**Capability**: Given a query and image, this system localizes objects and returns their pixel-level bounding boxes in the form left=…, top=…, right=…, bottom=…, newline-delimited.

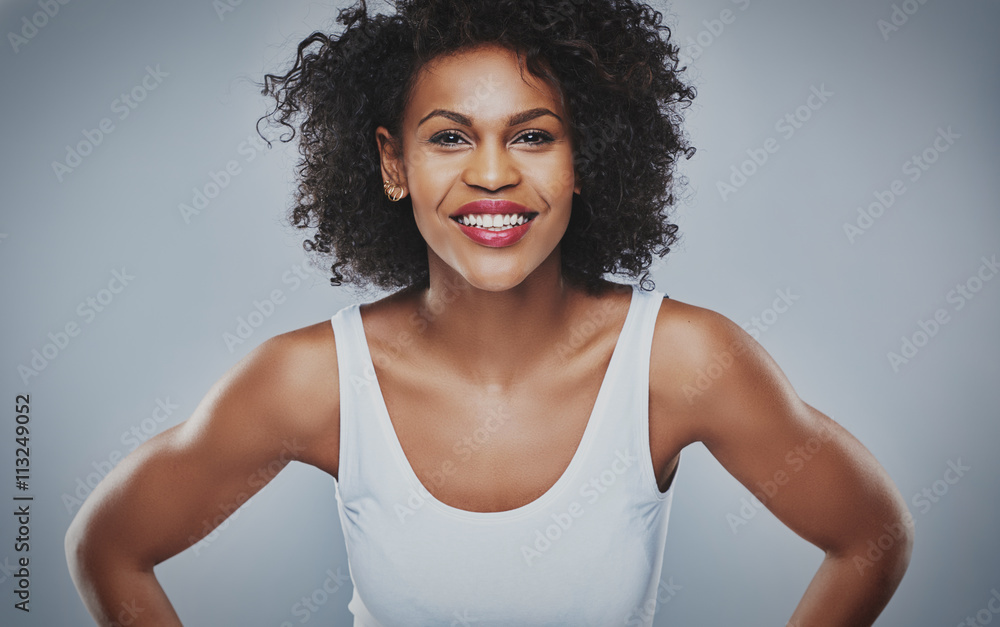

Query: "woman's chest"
left=370, top=356, right=681, bottom=513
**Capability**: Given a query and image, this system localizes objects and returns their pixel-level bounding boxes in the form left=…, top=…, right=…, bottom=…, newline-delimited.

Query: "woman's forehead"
left=406, top=45, right=565, bottom=124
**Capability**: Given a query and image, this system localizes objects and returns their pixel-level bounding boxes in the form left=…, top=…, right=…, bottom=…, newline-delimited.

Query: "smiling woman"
left=256, top=0, right=695, bottom=295
left=64, top=0, right=912, bottom=626
left=378, top=43, right=585, bottom=291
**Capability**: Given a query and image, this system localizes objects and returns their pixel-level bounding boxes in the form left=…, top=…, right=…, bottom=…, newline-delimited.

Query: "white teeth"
left=457, top=213, right=532, bottom=230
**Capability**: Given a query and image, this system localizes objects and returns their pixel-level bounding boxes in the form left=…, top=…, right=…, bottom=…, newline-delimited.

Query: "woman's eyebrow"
left=417, top=107, right=563, bottom=128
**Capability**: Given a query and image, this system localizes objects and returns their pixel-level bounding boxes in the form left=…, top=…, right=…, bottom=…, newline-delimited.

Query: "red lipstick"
left=450, top=200, right=538, bottom=248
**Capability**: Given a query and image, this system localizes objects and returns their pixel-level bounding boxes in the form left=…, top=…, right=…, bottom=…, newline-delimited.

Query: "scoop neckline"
left=352, top=283, right=640, bottom=522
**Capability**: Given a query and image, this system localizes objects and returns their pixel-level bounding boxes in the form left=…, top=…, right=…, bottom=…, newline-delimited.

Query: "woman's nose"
left=462, top=139, right=521, bottom=192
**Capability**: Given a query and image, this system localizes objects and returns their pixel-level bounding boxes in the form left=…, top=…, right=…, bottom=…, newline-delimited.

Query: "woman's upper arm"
left=65, top=321, right=341, bottom=572
left=652, top=300, right=913, bottom=564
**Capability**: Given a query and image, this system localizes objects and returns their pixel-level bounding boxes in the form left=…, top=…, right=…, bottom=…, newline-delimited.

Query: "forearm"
left=69, top=560, right=184, bottom=627
left=787, top=548, right=909, bottom=627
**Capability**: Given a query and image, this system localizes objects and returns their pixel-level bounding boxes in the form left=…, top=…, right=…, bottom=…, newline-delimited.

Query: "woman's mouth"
left=450, top=212, right=538, bottom=231
left=450, top=212, right=539, bottom=247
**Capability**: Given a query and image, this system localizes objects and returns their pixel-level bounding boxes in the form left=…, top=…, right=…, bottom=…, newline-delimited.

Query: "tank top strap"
left=633, top=286, right=668, bottom=409
left=583, top=285, right=670, bottom=502
left=329, top=302, right=390, bottom=504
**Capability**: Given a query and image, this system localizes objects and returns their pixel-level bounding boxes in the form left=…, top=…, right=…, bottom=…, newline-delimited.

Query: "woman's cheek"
left=536, top=169, right=577, bottom=203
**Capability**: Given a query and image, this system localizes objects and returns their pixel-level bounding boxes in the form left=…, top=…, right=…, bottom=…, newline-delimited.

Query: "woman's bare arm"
left=652, top=300, right=913, bottom=626
left=64, top=323, right=340, bottom=626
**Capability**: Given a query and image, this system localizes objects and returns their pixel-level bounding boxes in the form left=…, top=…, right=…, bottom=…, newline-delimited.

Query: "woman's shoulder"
left=649, top=292, right=798, bottom=439
left=651, top=293, right=766, bottom=382
left=263, top=318, right=341, bottom=410
left=651, top=293, right=746, bottom=352
left=228, top=320, right=342, bottom=471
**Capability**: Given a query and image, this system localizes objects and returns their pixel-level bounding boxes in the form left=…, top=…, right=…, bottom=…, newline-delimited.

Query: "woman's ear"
left=375, top=126, right=408, bottom=194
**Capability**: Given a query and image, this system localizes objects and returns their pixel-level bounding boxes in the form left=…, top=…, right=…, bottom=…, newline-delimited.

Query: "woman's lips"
left=451, top=213, right=537, bottom=248
left=449, top=199, right=539, bottom=248
left=451, top=199, right=531, bottom=218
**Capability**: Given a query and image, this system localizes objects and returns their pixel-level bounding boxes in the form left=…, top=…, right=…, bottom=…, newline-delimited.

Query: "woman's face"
left=377, top=43, right=580, bottom=292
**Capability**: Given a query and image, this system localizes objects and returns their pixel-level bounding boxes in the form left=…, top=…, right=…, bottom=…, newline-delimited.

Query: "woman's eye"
left=430, top=131, right=467, bottom=145
left=516, top=131, right=555, bottom=145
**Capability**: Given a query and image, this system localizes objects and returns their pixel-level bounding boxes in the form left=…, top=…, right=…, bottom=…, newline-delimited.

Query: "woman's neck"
left=410, top=249, right=583, bottom=386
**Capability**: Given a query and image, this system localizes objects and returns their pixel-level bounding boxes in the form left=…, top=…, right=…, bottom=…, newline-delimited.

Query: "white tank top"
left=329, top=283, right=677, bottom=626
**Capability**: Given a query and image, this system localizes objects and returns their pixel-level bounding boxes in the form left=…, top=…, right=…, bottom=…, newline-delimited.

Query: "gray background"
left=1, top=0, right=998, bottom=625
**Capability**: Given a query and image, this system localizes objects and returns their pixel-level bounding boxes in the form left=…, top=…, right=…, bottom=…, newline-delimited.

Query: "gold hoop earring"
left=383, top=180, right=405, bottom=202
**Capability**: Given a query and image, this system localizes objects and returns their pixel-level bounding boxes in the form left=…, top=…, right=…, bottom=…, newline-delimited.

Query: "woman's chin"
left=456, top=272, right=529, bottom=294
left=439, top=260, right=535, bottom=293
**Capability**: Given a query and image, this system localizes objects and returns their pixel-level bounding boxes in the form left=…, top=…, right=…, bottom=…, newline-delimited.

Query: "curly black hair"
left=256, top=0, right=695, bottom=295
